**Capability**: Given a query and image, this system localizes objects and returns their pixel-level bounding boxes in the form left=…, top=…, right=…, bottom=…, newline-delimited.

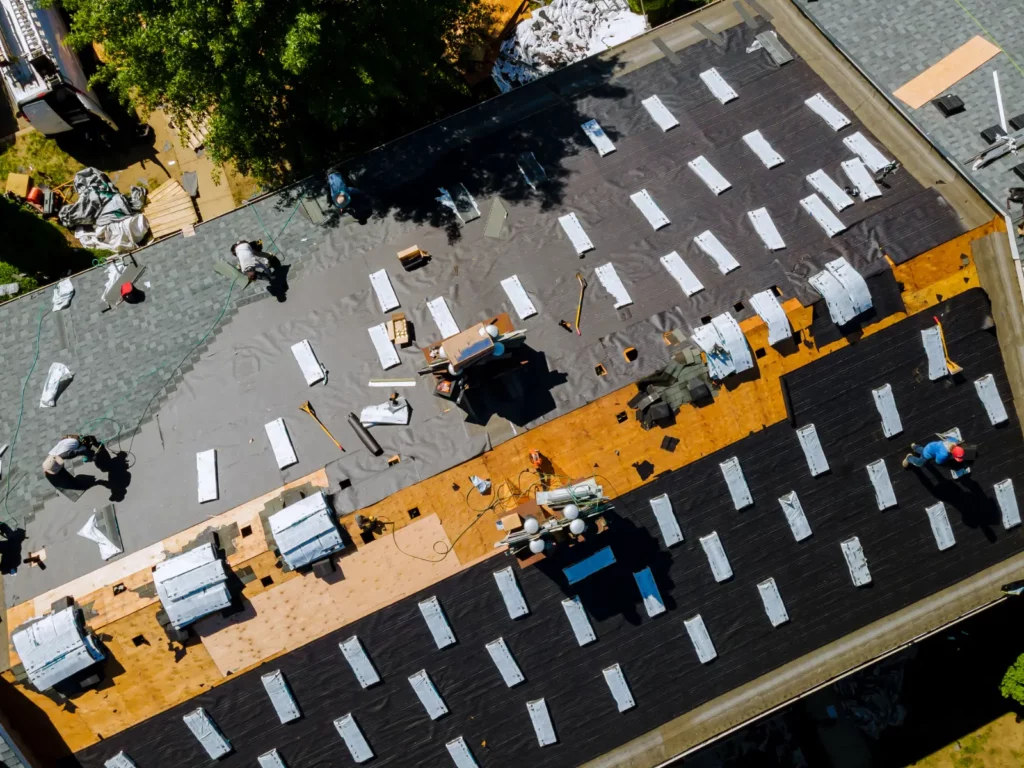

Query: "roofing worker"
left=903, top=438, right=965, bottom=469
left=327, top=170, right=363, bottom=215
left=42, top=434, right=99, bottom=478
left=230, top=240, right=277, bottom=283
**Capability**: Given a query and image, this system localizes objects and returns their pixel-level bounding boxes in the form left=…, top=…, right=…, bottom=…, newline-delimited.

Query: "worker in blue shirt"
left=327, top=171, right=363, bottom=215
left=903, top=439, right=965, bottom=468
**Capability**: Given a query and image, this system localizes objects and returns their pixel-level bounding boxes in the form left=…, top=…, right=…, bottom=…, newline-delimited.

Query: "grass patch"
left=0, top=197, right=96, bottom=302
left=0, top=132, right=84, bottom=191
left=0, top=132, right=102, bottom=301
left=224, top=163, right=263, bottom=207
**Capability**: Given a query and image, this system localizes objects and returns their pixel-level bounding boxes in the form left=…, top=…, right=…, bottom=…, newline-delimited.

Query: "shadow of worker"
left=0, top=524, right=27, bottom=574
left=94, top=449, right=132, bottom=503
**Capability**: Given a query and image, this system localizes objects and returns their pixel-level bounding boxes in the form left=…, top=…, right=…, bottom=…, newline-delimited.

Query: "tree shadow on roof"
left=267, top=54, right=630, bottom=243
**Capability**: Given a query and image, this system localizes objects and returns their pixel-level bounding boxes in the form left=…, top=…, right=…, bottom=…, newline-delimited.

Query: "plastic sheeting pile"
left=58, top=168, right=151, bottom=254
left=492, top=0, right=647, bottom=91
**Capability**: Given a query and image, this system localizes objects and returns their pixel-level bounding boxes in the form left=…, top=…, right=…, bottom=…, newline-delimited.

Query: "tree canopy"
left=64, top=0, right=495, bottom=184
left=1001, top=652, right=1024, bottom=707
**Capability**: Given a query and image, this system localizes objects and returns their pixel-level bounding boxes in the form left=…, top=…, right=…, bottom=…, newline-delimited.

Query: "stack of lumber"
left=144, top=180, right=199, bottom=239
left=178, top=114, right=211, bottom=151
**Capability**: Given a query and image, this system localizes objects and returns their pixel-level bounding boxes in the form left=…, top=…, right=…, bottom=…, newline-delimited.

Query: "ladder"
left=9, top=0, right=45, bottom=58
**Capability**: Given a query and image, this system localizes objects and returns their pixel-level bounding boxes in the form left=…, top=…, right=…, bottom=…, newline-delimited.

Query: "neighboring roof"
left=74, top=288, right=1024, bottom=767
left=0, top=721, right=30, bottom=768
left=152, top=543, right=231, bottom=629
left=269, top=491, right=344, bottom=570
left=0, top=15, right=966, bottom=608
left=794, top=0, right=1024, bottom=213
left=10, top=606, right=103, bottom=691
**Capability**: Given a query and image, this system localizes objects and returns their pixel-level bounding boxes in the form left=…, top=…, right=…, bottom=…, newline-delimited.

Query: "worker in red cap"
left=903, top=438, right=965, bottom=469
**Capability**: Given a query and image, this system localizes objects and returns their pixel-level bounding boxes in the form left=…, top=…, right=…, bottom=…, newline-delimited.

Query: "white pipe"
left=994, top=71, right=1009, bottom=133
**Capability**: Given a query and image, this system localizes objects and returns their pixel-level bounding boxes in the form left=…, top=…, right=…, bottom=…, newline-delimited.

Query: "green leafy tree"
left=1000, top=652, right=1024, bottom=707
left=63, top=0, right=496, bottom=184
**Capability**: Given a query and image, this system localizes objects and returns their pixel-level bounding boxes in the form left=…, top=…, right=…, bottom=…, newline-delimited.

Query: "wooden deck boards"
left=143, top=179, right=198, bottom=239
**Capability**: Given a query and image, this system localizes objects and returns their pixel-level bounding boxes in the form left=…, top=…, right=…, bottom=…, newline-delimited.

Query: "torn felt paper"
left=52, top=279, right=75, bottom=311
left=78, top=513, right=123, bottom=560
left=40, top=363, right=73, bottom=408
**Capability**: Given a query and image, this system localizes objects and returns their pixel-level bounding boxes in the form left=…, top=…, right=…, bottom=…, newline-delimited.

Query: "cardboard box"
left=5, top=173, right=30, bottom=198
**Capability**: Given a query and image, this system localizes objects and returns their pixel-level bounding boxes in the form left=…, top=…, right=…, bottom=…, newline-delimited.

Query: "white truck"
left=0, top=0, right=115, bottom=135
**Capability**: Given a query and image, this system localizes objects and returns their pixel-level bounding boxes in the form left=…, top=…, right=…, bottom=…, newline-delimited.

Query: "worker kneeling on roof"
left=42, top=434, right=100, bottom=477
left=903, top=438, right=965, bottom=469
left=231, top=240, right=279, bottom=283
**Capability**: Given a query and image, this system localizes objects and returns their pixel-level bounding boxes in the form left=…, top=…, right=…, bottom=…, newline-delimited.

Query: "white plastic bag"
left=75, top=214, right=150, bottom=254
left=78, top=513, right=123, bottom=560
left=40, top=362, right=73, bottom=408
left=52, top=278, right=74, bottom=311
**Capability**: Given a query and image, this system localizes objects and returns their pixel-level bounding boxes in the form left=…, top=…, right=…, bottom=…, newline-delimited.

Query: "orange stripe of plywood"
left=893, top=36, right=1001, bottom=109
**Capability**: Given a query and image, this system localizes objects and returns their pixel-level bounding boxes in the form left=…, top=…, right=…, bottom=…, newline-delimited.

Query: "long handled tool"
left=932, top=316, right=963, bottom=375
left=300, top=400, right=344, bottom=451
left=574, top=272, right=587, bottom=336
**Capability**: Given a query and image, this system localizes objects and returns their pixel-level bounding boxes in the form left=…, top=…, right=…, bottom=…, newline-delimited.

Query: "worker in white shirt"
left=230, top=240, right=278, bottom=282
left=42, top=434, right=99, bottom=477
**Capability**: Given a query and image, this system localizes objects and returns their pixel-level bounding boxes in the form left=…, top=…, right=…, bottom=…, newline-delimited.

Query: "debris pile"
left=58, top=168, right=150, bottom=253
left=492, top=0, right=647, bottom=91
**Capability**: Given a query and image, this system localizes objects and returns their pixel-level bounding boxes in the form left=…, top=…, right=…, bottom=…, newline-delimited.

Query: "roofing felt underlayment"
left=76, top=288, right=1024, bottom=767
left=0, top=20, right=966, bottom=605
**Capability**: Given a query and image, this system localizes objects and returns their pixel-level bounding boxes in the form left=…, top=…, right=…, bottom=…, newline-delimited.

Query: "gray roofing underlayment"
left=794, top=0, right=1024, bottom=212
left=0, top=20, right=964, bottom=607
left=75, top=289, right=1024, bottom=767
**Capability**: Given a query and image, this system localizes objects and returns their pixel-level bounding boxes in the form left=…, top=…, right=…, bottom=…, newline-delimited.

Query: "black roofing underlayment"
left=75, top=289, right=1024, bottom=767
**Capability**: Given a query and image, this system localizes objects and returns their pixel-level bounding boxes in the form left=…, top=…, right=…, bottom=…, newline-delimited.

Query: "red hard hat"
left=952, top=445, right=965, bottom=462
left=120, top=282, right=134, bottom=298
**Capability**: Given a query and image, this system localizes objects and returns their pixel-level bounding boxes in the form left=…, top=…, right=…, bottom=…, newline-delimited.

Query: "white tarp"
left=52, top=279, right=75, bottom=311
left=78, top=513, right=123, bottom=560
left=102, top=261, right=126, bottom=301
left=40, top=362, right=73, bottom=408
left=491, top=0, right=646, bottom=91
left=75, top=214, right=149, bottom=254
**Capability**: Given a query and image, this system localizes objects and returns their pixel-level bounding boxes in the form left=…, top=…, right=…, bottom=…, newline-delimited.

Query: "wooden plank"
left=147, top=196, right=196, bottom=215
left=152, top=218, right=198, bottom=238
left=144, top=183, right=193, bottom=212
left=146, top=180, right=180, bottom=203
left=893, top=36, right=1001, bottom=109
left=146, top=197, right=196, bottom=217
left=151, top=212, right=196, bottom=229
left=147, top=207, right=198, bottom=227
